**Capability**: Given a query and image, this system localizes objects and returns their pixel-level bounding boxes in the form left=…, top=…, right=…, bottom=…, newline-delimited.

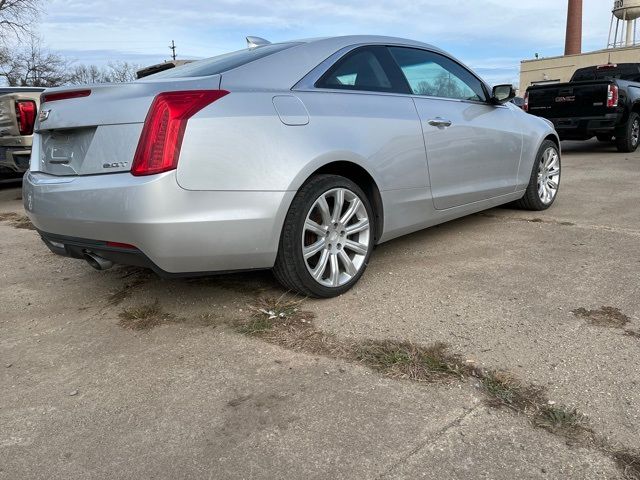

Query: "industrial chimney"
left=565, top=0, right=583, bottom=55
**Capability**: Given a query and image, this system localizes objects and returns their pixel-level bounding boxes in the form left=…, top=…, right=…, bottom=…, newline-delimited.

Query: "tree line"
left=0, top=0, right=140, bottom=87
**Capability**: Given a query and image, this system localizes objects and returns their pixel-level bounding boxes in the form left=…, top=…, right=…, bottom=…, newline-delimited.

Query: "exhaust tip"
left=83, top=252, right=114, bottom=271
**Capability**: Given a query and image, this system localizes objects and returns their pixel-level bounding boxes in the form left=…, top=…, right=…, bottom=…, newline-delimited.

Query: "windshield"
left=148, top=43, right=302, bottom=79
left=572, top=64, right=640, bottom=82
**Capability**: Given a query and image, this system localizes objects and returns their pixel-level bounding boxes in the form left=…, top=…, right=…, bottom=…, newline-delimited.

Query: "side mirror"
left=491, top=84, right=516, bottom=105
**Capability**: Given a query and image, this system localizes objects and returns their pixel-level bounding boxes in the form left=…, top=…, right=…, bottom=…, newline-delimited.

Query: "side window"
left=316, top=46, right=405, bottom=93
left=388, top=47, right=487, bottom=102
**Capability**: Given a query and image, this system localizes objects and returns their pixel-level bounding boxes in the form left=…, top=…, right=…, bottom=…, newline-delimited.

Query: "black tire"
left=512, top=140, right=561, bottom=211
left=615, top=112, right=640, bottom=152
left=596, top=134, right=613, bottom=143
left=273, top=174, right=375, bottom=298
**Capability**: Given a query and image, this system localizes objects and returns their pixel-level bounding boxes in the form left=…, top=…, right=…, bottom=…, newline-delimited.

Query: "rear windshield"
left=571, top=64, right=640, bottom=82
left=148, top=43, right=301, bottom=79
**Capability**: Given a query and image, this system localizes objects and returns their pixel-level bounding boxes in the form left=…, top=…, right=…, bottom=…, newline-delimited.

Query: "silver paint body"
left=23, top=35, right=558, bottom=274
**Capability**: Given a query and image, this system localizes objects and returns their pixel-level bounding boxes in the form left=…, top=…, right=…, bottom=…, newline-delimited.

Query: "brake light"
left=15, top=100, right=37, bottom=135
left=42, top=89, right=91, bottom=103
left=607, top=84, right=619, bottom=108
left=131, top=90, right=229, bottom=176
left=523, top=91, right=529, bottom=112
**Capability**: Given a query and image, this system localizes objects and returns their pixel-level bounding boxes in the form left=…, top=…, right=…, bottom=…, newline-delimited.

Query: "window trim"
left=295, top=43, right=497, bottom=107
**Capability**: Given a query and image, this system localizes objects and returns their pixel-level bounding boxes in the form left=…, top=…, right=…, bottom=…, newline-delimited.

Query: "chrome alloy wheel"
left=302, top=188, right=371, bottom=288
left=537, top=147, right=560, bottom=205
left=632, top=118, right=640, bottom=147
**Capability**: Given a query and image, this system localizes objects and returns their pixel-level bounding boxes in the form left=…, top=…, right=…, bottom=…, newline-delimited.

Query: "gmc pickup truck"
left=525, top=63, right=640, bottom=152
left=0, top=87, right=45, bottom=179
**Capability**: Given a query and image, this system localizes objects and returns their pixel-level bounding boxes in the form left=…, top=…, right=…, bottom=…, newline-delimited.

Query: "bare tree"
left=105, top=61, right=139, bottom=83
left=1, top=36, right=68, bottom=86
left=67, top=63, right=107, bottom=85
left=67, top=60, right=140, bottom=85
left=0, top=0, right=40, bottom=42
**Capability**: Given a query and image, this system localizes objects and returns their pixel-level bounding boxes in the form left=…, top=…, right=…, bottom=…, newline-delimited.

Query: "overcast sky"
left=39, top=0, right=614, bottom=85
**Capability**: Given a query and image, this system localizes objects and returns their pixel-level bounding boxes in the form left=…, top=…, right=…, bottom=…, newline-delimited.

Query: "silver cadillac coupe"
left=24, top=35, right=560, bottom=298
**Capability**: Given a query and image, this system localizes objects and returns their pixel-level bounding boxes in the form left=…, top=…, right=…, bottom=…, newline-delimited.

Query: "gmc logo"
left=555, top=96, right=576, bottom=103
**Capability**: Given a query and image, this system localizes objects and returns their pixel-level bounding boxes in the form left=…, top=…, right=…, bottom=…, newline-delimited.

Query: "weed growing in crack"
left=480, top=370, right=546, bottom=413
left=356, top=341, right=470, bottom=383
left=533, top=405, right=592, bottom=440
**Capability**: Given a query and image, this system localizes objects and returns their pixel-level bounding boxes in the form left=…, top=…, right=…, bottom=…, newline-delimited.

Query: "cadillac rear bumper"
left=23, top=170, right=294, bottom=274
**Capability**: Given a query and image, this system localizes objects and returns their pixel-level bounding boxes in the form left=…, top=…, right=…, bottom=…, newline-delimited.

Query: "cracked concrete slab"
left=1, top=139, right=638, bottom=478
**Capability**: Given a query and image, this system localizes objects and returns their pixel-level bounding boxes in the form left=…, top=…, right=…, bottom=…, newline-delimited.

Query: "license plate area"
left=41, top=128, right=96, bottom=175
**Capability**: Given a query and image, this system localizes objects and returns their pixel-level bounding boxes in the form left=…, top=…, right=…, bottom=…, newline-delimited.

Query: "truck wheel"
left=616, top=112, right=640, bottom=152
left=596, top=134, right=613, bottom=143
left=512, top=140, right=561, bottom=211
left=273, top=174, right=375, bottom=298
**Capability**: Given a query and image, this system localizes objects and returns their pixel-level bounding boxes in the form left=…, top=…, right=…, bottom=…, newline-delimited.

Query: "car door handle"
left=428, top=118, right=452, bottom=128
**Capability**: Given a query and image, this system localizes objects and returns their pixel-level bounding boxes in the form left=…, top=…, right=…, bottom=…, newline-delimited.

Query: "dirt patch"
left=107, top=267, right=154, bottom=306
left=0, top=212, right=35, bottom=230
left=118, top=302, right=178, bottom=330
left=572, top=306, right=631, bottom=329
left=479, top=213, right=576, bottom=227
left=624, top=330, right=640, bottom=340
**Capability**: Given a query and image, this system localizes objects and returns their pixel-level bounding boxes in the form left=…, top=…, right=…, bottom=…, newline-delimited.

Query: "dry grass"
left=534, top=405, right=592, bottom=440
left=356, top=341, right=471, bottom=383
left=0, top=212, right=35, bottom=230
left=572, top=306, right=630, bottom=329
left=480, top=370, right=546, bottom=413
left=118, top=301, right=177, bottom=330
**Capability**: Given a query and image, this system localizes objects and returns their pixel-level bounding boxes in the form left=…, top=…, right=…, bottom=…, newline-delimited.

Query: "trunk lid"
left=527, top=80, right=613, bottom=119
left=33, top=75, right=221, bottom=176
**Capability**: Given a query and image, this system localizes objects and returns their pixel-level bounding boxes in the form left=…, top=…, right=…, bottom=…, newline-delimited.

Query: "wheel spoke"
left=331, top=189, right=345, bottom=223
left=329, top=253, right=340, bottom=286
left=345, top=240, right=367, bottom=255
left=303, top=238, right=326, bottom=259
left=547, top=180, right=558, bottom=190
left=338, top=249, right=357, bottom=276
left=305, top=219, right=326, bottom=237
left=311, top=250, right=330, bottom=280
left=346, top=218, right=369, bottom=236
left=317, top=196, right=331, bottom=225
left=340, top=198, right=361, bottom=225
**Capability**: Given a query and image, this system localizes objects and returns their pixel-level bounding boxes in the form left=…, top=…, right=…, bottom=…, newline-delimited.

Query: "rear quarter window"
left=148, top=43, right=301, bottom=79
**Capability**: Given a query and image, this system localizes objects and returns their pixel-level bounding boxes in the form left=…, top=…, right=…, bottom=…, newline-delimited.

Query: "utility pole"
left=169, top=40, right=177, bottom=61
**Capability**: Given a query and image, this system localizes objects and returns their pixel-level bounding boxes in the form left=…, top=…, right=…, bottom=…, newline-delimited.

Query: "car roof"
left=220, top=35, right=472, bottom=91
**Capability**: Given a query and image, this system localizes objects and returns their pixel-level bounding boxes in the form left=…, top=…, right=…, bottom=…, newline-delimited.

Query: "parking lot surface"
left=1, top=140, right=638, bottom=479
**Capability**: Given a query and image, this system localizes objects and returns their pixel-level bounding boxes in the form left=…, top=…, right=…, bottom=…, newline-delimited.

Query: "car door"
left=388, top=47, right=523, bottom=210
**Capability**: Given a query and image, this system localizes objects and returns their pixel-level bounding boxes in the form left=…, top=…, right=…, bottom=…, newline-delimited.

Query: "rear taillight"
left=131, top=90, right=229, bottom=176
left=607, top=84, right=619, bottom=108
left=15, top=100, right=37, bottom=135
left=42, top=89, right=91, bottom=103
left=523, top=91, right=529, bottom=112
